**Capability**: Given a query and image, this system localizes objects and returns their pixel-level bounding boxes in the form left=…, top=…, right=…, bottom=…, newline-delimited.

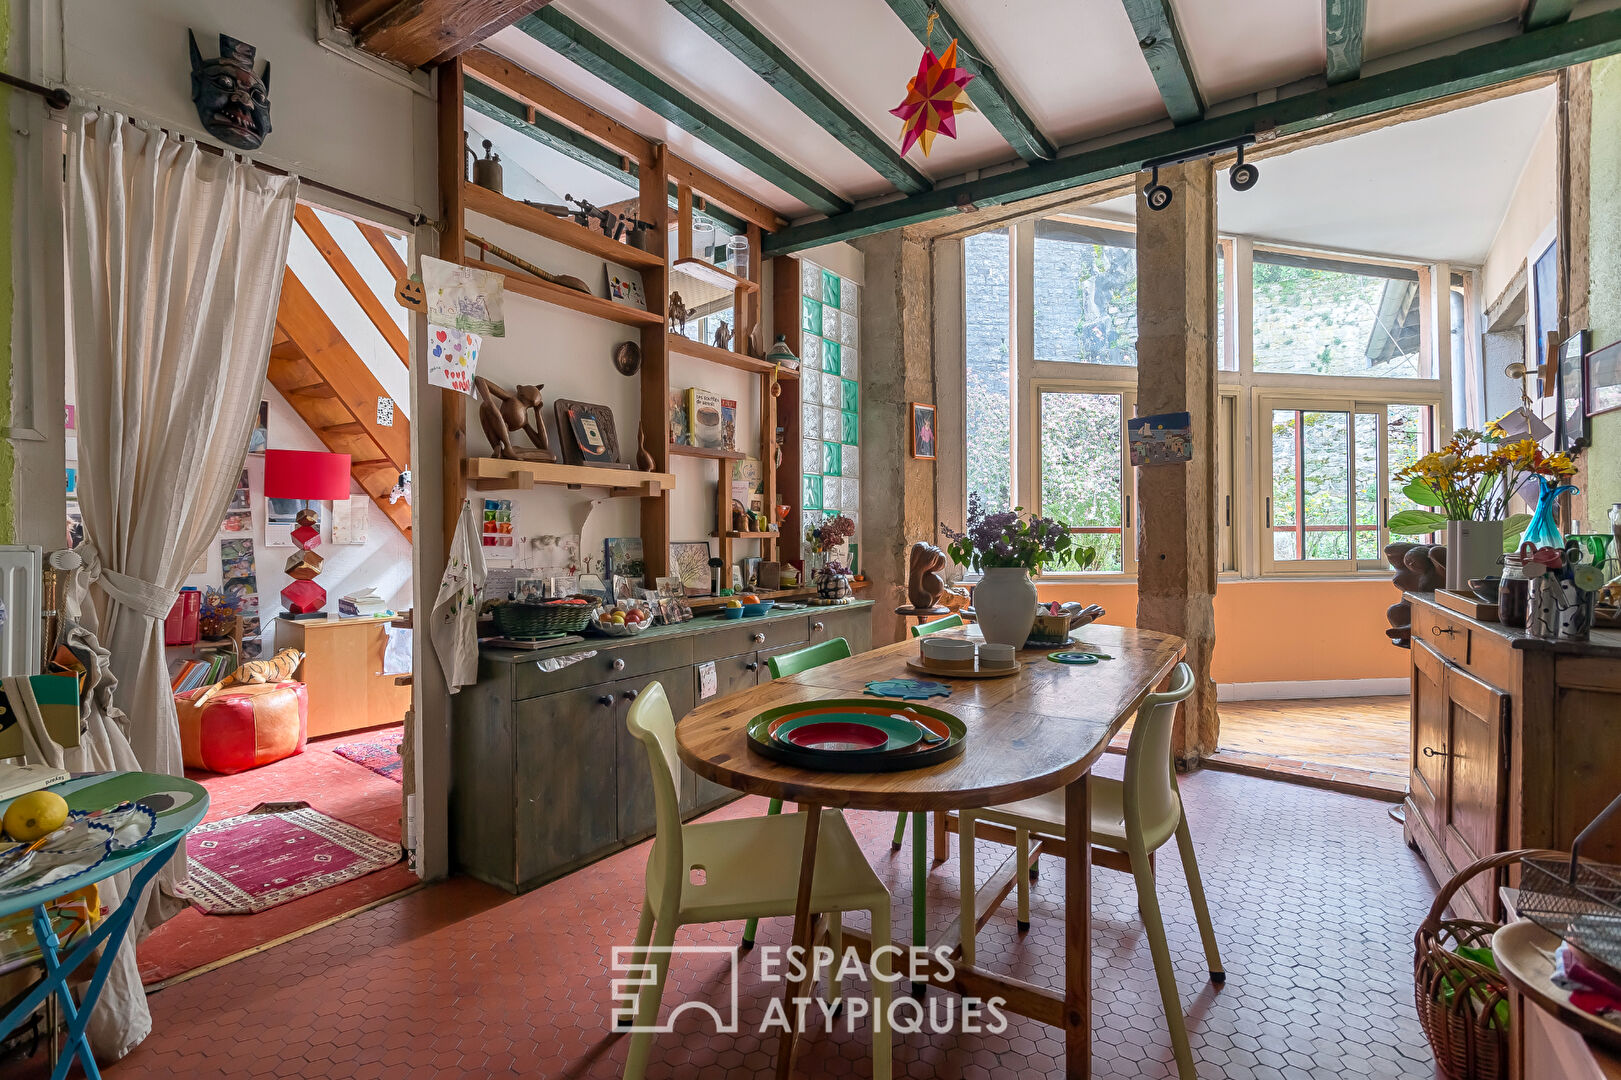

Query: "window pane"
left=964, top=229, right=1012, bottom=509
left=1388, top=403, right=1436, bottom=533
left=1270, top=409, right=1352, bottom=561
left=1270, top=410, right=1298, bottom=559
left=1252, top=253, right=1424, bottom=377
left=1355, top=412, right=1379, bottom=561
left=1033, top=220, right=1137, bottom=366
left=1216, top=246, right=1229, bottom=371
left=1040, top=392, right=1124, bottom=572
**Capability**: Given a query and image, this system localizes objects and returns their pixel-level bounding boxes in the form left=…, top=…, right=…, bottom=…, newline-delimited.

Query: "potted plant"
left=814, top=558, right=854, bottom=601
left=805, top=512, right=856, bottom=580
left=941, top=494, right=1075, bottom=648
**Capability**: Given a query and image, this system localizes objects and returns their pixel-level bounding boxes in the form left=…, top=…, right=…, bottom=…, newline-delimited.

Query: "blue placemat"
left=864, top=678, right=951, bottom=700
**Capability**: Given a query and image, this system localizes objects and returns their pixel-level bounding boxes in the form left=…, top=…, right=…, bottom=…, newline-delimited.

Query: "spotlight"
left=1140, top=134, right=1260, bottom=211
left=1142, top=167, right=1173, bottom=211
left=1229, top=145, right=1259, bottom=191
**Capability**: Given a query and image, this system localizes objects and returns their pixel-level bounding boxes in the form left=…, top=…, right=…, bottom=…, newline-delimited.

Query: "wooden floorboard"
left=1208, top=695, right=1408, bottom=798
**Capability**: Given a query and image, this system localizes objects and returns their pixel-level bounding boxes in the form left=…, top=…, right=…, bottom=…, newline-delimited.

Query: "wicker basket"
left=1414, top=847, right=1564, bottom=1080
left=492, top=596, right=601, bottom=638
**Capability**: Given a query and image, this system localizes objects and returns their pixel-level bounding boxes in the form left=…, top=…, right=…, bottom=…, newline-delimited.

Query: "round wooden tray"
left=1494, top=917, right=1621, bottom=1053
left=746, top=698, right=966, bottom=773
left=905, top=656, right=1019, bottom=680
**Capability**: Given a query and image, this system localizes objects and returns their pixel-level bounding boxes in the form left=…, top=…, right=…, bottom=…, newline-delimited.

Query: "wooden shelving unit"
left=463, top=182, right=664, bottom=270
left=460, top=255, right=664, bottom=328
left=467, top=457, right=675, bottom=496
left=667, top=333, right=798, bottom=379
left=671, top=257, right=759, bottom=293
left=669, top=443, right=743, bottom=460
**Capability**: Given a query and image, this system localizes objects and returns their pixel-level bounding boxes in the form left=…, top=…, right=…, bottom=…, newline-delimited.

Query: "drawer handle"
left=745, top=662, right=759, bottom=671
left=1422, top=745, right=1451, bottom=759
left=812, top=621, right=824, bottom=632
left=597, top=695, right=615, bottom=707
left=622, top=689, right=638, bottom=701
left=611, top=657, right=626, bottom=672
left=1431, top=626, right=1457, bottom=638
left=751, top=632, right=766, bottom=644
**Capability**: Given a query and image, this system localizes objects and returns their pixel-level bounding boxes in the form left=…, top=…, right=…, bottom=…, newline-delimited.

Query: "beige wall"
left=1586, top=58, right=1621, bottom=519
left=1482, top=98, right=1557, bottom=308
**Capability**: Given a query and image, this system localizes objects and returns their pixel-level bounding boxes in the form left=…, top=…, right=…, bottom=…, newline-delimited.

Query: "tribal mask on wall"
left=188, top=31, right=271, bottom=150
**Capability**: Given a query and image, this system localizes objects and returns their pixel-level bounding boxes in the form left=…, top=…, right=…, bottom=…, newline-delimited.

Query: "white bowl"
left=977, top=643, right=1016, bottom=668
left=921, top=638, right=974, bottom=661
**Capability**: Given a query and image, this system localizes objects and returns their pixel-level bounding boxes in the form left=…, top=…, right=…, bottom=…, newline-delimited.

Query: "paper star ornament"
left=890, top=38, right=976, bottom=157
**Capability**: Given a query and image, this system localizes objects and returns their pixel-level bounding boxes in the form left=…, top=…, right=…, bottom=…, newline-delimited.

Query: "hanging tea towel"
left=431, top=501, right=486, bottom=693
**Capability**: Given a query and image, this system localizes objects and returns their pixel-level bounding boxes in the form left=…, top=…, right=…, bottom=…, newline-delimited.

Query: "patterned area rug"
left=331, top=726, right=404, bottom=783
left=176, top=803, right=402, bottom=915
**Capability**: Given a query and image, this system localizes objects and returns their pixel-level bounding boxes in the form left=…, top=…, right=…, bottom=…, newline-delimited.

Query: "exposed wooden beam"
left=514, top=7, right=851, bottom=215
left=667, top=0, right=930, bottom=195
left=358, top=223, right=409, bottom=282
left=1120, top=0, right=1206, bottom=122
left=1525, top=0, right=1576, bottom=31
left=336, top=0, right=554, bottom=69
left=765, top=12, right=1621, bottom=255
left=293, top=204, right=409, bottom=367
left=881, top=0, right=1056, bottom=162
left=662, top=155, right=786, bottom=233
left=1325, top=0, right=1368, bottom=85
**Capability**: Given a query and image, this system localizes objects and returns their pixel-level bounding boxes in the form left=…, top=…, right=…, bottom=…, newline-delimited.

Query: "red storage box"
left=164, top=589, right=201, bottom=646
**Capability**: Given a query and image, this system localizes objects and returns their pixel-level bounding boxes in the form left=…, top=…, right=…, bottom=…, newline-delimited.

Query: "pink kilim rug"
left=176, top=803, right=401, bottom=915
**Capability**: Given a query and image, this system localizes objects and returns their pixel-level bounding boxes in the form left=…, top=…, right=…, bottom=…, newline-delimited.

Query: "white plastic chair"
left=957, top=662, right=1222, bottom=1080
left=620, top=681, right=893, bottom=1080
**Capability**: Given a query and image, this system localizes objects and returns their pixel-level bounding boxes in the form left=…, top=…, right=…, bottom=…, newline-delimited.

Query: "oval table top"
left=676, top=623, right=1186, bottom=812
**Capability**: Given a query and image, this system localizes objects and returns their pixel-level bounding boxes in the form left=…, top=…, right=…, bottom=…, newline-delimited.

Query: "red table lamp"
left=263, top=449, right=351, bottom=619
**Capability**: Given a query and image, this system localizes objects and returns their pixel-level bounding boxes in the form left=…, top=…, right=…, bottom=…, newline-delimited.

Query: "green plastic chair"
left=909, top=613, right=965, bottom=638
left=764, top=636, right=851, bottom=678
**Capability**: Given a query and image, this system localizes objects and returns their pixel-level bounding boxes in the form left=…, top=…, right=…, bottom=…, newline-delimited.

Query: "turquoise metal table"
left=0, top=771, right=209, bottom=1080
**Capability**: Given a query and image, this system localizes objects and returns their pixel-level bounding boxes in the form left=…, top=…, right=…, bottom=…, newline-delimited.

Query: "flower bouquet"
left=939, top=494, right=1079, bottom=647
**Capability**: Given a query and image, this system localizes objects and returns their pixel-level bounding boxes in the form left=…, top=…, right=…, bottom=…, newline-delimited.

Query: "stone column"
left=1134, top=161, right=1220, bottom=766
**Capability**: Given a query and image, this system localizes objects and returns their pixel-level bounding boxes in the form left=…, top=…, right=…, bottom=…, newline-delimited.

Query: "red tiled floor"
left=135, top=726, right=418, bottom=985
left=16, top=760, right=1443, bottom=1079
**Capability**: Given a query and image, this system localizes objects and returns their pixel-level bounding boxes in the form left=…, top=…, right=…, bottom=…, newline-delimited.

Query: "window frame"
left=1030, top=379, right=1138, bottom=578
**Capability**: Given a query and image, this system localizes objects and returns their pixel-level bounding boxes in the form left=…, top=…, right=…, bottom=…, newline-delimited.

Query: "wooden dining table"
left=676, top=621, right=1187, bottom=1079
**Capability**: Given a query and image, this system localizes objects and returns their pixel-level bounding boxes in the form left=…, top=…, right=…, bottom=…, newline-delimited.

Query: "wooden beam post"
left=1325, top=0, right=1367, bottom=85
left=1120, top=0, right=1206, bottom=122
left=438, top=58, right=468, bottom=553
left=1133, top=160, right=1219, bottom=765
left=772, top=256, right=805, bottom=572
left=640, top=144, right=673, bottom=584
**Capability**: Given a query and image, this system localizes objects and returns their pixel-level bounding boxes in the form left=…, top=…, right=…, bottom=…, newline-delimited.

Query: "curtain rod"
left=0, top=70, right=71, bottom=110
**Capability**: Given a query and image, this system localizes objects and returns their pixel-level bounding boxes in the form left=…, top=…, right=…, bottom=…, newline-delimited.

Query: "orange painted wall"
left=1034, top=578, right=1408, bottom=685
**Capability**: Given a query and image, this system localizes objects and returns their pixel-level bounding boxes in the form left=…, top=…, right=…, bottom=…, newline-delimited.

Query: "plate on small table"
left=772, top=714, right=921, bottom=753
left=747, top=699, right=966, bottom=773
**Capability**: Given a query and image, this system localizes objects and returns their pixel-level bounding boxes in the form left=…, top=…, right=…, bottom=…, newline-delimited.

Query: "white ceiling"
left=1090, top=85, right=1556, bottom=265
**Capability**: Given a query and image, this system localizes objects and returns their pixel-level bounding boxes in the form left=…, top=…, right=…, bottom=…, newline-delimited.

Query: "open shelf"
left=467, top=457, right=675, bottom=496
left=667, top=333, right=798, bottom=379
left=672, top=257, right=759, bottom=293
left=463, top=183, right=665, bottom=270
left=713, top=531, right=778, bottom=539
left=461, top=256, right=664, bottom=328
left=669, top=443, right=743, bottom=460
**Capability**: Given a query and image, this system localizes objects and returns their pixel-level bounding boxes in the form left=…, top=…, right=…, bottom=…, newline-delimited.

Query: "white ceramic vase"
left=1444, top=520, right=1504, bottom=593
left=974, top=567, right=1038, bottom=648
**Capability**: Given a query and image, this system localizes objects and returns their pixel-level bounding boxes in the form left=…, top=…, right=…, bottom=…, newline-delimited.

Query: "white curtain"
left=60, top=111, right=299, bottom=1058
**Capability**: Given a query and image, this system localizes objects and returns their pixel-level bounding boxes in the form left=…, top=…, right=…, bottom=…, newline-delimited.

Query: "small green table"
left=0, top=771, right=209, bottom=1080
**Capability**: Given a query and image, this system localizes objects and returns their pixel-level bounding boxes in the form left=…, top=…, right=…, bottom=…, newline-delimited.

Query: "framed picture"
left=553, top=398, right=626, bottom=467
left=605, top=267, right=647, bottom=310
left=910, top=402, right=936, bottom=460
left=1588, top=338, right=1621, bottom=418
left=1557, top=329, right=1590, bottom=451
left=669, top=541, right=712, bottom=597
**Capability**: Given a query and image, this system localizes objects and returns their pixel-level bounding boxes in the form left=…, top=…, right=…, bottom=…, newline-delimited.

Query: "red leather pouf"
left=177, top=680, right=309, bottom=775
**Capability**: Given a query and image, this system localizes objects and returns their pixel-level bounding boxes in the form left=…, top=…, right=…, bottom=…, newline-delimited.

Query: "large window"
left=1038, top=390, right=1130, bottom=572
left=1252, top=252, right=1426, bottom=378
left=964, top=229, right=1011, bottom=510
left=1033, top=220, right=1137, bottom=366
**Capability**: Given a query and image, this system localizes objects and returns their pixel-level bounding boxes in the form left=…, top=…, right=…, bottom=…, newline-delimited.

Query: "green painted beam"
left=463, top=77, right=746, bottom=232
left=1325, top=0, right=1367, bottom=85
left=765, top=10, right=1621, bottom=256
left=881, top=0, right=1056, bottom=162
left=515, top=8, right=850, bottom=215
left=667, top=0, right=930, bottom=195
left=1120, top=0, right=1206, bottom=123
left=1524, top=0, right=1576, bottom=31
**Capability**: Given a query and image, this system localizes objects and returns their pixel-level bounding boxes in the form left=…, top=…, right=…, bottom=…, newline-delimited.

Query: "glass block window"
left=799, top=258, right=861, bottom=561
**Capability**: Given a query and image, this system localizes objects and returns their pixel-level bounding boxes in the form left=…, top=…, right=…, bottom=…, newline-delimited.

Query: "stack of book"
left=169, top=651, right=236, bottom=694
left=339, top=588, right=389, bottom=618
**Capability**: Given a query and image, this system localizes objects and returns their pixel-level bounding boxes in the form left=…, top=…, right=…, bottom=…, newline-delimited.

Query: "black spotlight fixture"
left=1141, top=134, right=1260, bottom=211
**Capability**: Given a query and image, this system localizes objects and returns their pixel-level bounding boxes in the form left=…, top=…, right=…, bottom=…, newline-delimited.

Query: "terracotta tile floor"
left=1209, top=697, right=1410, bottom=798
left=136, top=726, right=418, bottom=985
left=37, top=760, right=1439, bottom=1080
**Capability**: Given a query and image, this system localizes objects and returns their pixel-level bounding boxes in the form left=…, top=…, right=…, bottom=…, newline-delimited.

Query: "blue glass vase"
left=1523, top=474, right=1578, bottom=550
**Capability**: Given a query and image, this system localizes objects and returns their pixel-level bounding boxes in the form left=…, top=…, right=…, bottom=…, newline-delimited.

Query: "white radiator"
left=0, top=546, right=43, bottom=678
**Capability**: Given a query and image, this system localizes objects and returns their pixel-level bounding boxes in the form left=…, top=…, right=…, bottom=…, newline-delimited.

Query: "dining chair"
left=621, top=681, right=893, bottom=1080
left=909, top=613, right=964, bottom=638
left=956, top=662, right=1221, bottom=1080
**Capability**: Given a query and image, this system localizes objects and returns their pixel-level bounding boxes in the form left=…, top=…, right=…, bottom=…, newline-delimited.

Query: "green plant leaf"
left=1502, top=513, right=1531, bottom=552
left=1387, top=509, right=1448, bottom=536
left=1401, top=480, right=1444, bottom=507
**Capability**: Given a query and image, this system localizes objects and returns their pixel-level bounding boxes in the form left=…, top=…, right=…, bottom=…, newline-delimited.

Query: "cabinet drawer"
left=513, top=637, right=694, bottom=700
left=1412, top=605, right=1470, bottom=667
left=706, top=620, right=801, bottom=660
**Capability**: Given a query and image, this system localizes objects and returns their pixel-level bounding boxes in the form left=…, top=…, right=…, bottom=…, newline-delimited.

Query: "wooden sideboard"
left=451, top=602, right=874, bottom=893
left=275, top=614, right=411, bottom=738
left=1404, top=593, right=1621, bottom=918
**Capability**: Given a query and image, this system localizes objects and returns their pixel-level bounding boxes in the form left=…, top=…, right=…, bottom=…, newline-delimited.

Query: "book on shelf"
left=668, top=391, right=690, bottom=447
left=720, top=398, right=737, bottom=451
left=686, top=388, right=724, bottom=449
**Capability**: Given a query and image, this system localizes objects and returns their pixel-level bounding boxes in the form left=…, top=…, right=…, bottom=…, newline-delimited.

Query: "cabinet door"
left=684, top=653, right=762, bottom=812
left=806, top=608, right=872, bottom=656
left=1443, top=661, right=1509, bottom=916
left=616, top=670, right=697, bottom=842
left=513, top=685, right=620, bottom=886
left=1410, top=641, right=1449, bottom=841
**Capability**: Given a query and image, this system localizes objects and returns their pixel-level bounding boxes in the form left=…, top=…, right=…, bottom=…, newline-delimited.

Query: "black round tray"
left=746, top=698, right=966, bottom=773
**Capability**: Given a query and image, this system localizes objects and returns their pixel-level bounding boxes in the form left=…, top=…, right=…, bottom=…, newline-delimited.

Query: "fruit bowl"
left=717, top=606, right=746, bottom=620
left=592, top=613, right=653, bottom=637
left=742, top=601, right=775, bottom=617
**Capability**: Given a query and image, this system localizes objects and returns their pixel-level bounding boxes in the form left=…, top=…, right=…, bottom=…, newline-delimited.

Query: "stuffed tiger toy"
left=189, top=647, right=304, bottom=710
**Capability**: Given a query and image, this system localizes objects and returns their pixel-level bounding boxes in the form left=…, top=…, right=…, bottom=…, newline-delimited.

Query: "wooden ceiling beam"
left=464, top=47, right=654, bottom=163
left=1524, top=0, right=1576, bottom=31
left=337, top=0, right=555, bottom=69
left=293, top=204, right=409, bottom=367
left=667, top=0, right=930, bottom=195
left=1120, top=0, right=1206, bottom=122
left=514, top=8, right=851, bottom=215
left=765, top=11, right=1621, bottom=255
left=880, top=0, right=1056, bottom=162
left=358, top=223, right=409, bottom=282
left=1325, top=0, right=1368, bottom=85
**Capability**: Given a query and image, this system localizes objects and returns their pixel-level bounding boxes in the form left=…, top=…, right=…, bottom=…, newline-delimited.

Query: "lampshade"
left=263, top=449, right=351, bottom=500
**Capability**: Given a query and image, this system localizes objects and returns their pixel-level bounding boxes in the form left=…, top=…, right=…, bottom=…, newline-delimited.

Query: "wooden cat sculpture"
left=907, top=541, right=948, bottom=610
left=190, top=647, right=305, bottom=710
left=475, top=377, right=554, bottom=462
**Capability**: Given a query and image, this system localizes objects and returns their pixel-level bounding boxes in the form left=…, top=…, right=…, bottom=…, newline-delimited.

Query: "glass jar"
left=1499, top=553, right=1530, bottom=628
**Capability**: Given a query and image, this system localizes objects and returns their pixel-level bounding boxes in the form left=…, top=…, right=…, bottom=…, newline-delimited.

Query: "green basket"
left=492, top=597, right=601, bottom=638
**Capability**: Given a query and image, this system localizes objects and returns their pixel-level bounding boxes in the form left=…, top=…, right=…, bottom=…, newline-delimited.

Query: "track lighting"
left=1141, top=134, right=1260, bottom=211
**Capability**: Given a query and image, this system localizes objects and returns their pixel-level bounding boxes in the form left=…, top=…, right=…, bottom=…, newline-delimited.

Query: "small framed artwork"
left=910, top=402, right=936, bottom=460
left=553, top=398, right=627, bottom=467
left=1557, top=329, right=1591, bottom=451
left=669, top=541, right=712, bottom=597
left=1588, top=338, right=1621, bottom=418
left=605, top=267, right=647, bottom=310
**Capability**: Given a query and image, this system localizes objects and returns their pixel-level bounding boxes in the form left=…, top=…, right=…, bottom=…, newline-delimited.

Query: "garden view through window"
left=1252, top=252, right=1426, bottom=378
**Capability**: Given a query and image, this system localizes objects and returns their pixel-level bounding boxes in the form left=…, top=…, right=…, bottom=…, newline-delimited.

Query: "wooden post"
left=1134, top=160, right=1219, bottom=765
left=437, top=58, right=467, bottom=553
left=640, top=145, right=672, bottom=583
left=772, top=256, right=804, bottom=571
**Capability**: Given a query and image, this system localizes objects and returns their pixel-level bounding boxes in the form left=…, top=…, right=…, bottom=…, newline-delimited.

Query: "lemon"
left=726, top=599, right=742, bottom=609
left=4, top=790, right=69, bottom=843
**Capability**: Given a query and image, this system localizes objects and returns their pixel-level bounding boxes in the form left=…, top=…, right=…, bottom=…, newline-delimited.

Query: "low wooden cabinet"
left=1404, top=594, right=1621, bottom=919
left=275, top=614, right=411, bottom=737
left=452, top=602, right=874, bottom=893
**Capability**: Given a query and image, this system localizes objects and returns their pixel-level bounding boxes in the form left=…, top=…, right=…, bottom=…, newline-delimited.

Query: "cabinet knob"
left=1421, top=745, right=1450, bottom=758
left=745, top=662, right=759, bottom=671
left=622, top=689, right=638, bottom=701
left=611, top=657, right=626, bottom=672
left=812, top=621, right=824, bottom=632
left=597, top=695, right=615, bottom=707
left=751, top=632, right=766, bottom=644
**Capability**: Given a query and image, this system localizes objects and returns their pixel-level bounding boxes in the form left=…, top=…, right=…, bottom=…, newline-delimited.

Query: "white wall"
left=1481, top=102, right=1558, bottom=307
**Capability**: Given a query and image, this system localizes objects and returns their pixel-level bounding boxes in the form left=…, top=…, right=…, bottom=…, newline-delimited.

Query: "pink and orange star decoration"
left=890, top=37, right=976, bottom=157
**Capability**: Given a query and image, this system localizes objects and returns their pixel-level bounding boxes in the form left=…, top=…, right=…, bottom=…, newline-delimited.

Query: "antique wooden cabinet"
left=1404, top=593, right=1621, bottom=918
left=452, top=602, right=874, bottom=893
